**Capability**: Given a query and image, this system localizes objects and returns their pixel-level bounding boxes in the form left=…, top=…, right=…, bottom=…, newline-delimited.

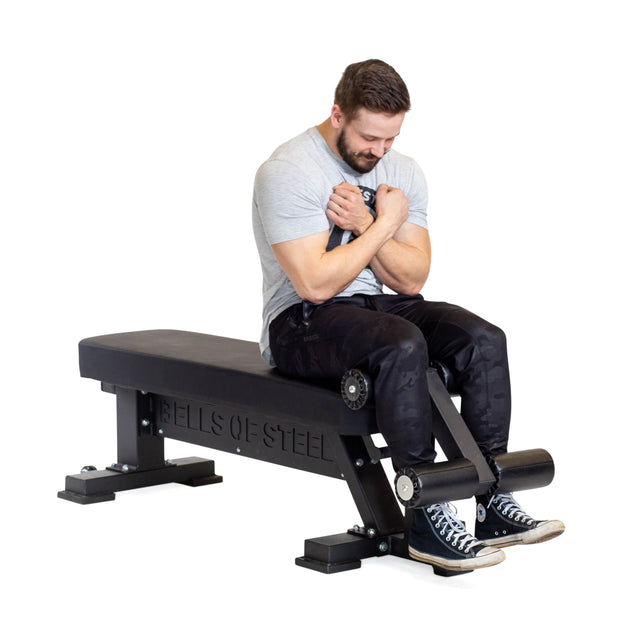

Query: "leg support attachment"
left=489, top=448, right=555, bottom=494
left=394, top=459, right=479, bottom=508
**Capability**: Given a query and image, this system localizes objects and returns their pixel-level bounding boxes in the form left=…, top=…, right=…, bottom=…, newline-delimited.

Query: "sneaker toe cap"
left=530, top=519, right=565, bottom=543
left=476, top=545, right=506, bottom=565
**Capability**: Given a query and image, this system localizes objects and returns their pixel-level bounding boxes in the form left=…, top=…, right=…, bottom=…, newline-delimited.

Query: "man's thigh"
left=269, top=298, right=425, bottom=379
left=371, top=296, right=503, bottom=364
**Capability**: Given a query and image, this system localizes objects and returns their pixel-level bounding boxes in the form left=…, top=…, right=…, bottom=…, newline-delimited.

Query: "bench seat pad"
left=79, top=329, right=377, bottom=436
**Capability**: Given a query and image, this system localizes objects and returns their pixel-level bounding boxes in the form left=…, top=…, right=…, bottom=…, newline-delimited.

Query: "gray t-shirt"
left=252, top=126, right=429, bottom=364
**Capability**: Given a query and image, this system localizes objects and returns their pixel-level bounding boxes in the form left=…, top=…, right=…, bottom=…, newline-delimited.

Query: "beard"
left=336, top=130, right=381, bottom=174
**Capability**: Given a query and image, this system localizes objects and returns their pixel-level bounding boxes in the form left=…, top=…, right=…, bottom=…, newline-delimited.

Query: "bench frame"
left=57, top=330, right=541, bottom=575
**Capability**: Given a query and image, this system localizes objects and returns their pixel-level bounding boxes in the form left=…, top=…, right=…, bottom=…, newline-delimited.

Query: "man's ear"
left=330, top=104, right=345, bottom=130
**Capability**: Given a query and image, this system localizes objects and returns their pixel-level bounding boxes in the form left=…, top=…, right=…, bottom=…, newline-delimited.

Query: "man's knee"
left=472, top=320, right=508, bottom=359
left=441, top=315, right=508, bottom=379
left=368, top=318, right=428, bottom=371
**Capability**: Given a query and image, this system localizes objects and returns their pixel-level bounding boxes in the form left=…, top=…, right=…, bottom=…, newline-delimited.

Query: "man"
left=252, top=59, right=563, bottom=573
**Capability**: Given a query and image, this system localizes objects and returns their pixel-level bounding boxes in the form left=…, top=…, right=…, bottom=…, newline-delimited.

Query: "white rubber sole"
left=408, top=544, right=506, bottom=572
left=480, top=520, right=565, bottom=548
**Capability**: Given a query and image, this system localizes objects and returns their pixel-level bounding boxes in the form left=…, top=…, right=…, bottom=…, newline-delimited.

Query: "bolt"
left=348, top=384, right=356, bottom=395
left=122, top=464, right=130, bottom=472
left=355, top=458, right=364, bottom=467
left=353, top=525, right=361, bottom=533
left=236, top=447, right=241, bottom=453
left=367, top=528, right=376, bottom=538
left=141, top=418, right=150, bottom=427
left=157, top=428, right=164, bottom=435
left=378, top=541, right=389, bottom=553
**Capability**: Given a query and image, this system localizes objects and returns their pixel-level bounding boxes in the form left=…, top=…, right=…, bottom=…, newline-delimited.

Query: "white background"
left=2, top=0, right=638, bottom=637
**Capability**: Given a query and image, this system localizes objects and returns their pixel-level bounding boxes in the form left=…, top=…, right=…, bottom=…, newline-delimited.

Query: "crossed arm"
left=271, top=182, right=431, bottom=304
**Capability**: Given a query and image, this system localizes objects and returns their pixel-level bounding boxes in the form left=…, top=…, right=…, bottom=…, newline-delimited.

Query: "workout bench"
left=58, top=329, right=555, bottom=576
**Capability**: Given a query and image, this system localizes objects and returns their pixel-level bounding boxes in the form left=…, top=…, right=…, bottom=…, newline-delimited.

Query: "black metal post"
left=114, top=388, right=165, bottom=471
left=427, top=369, right=495, bottom=495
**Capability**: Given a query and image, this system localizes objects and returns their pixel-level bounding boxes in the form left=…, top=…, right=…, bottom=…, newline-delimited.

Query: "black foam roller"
left=490, top=448, right=555, bottom=493
left=395, top=458, right=479, bottom=508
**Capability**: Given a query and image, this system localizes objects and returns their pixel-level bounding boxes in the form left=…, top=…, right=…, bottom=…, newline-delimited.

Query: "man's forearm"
left=328, top=182, right=430, bottom=295
left=312, top=218, right=403, bottom=300
left=272, top=215, right=404, bottom=305
left=369, top=231, right=431, bottom=295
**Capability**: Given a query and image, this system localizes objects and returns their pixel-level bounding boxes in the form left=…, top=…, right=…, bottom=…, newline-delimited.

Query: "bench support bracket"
left=57, top=456, right=223, bottom=504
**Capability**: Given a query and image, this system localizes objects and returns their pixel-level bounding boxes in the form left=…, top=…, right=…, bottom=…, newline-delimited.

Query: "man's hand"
left=368, top=184, right=428, bottom=295
left=375, top=184, right=409, bottom=233
left=326, top=182, right=373, bottom=236
left=272, top=181, right=427, bottom=304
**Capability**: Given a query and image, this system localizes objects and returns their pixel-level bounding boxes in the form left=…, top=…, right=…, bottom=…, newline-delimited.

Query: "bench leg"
left=295, top=432, right=405, bottom=572
left=58, top=387, right=222, bottom=503
left=57, top=457, right=223, bottom=504
left=295, top=531, right=395, bottom=574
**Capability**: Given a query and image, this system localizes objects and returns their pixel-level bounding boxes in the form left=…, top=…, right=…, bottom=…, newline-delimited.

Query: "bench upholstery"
left=79, top=329, right=377, bottom=437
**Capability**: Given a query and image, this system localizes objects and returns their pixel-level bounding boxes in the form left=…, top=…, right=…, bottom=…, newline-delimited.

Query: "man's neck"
left=316, top=118, right=339, bottom=157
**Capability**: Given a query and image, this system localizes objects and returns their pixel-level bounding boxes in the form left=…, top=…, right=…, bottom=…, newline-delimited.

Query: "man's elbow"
left=305, top=293, right=331, bottom=305
left=392, top=273, right=429, bottom=296
left=295, top=283, right=336, bottom=305
left=404, top=283, right=425, bottom=296
left=395, top=282, right=424, bottom=297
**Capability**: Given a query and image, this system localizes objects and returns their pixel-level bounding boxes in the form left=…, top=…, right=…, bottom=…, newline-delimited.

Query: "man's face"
left=335, top=108, right=405, bottom=174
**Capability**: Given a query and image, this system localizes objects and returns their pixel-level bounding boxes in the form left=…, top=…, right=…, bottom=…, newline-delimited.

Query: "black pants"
left=269, top=294, right=511, bottom=470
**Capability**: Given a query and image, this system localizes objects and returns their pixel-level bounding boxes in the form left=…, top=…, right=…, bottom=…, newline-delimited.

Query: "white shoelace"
left=488, top=493, right=535, bottom=525
left=426, top=502, right=481, bottom=553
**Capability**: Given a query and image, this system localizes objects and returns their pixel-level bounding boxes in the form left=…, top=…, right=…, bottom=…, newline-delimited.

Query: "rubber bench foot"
left=432, top=566, right=474, bottom=577
left=295, top=555, right=362, bottom=574
left=57, top=490, right=116, bottom=505
left=57, top=456, right=222, bottom=503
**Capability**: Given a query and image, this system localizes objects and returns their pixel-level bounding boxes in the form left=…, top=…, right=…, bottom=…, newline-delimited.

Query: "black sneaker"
left=475, top=492, right=565, bottom=547
left=408, top=502, right=505, bottom=575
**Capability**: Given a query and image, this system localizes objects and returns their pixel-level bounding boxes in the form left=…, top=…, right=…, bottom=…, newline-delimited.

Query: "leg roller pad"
left=395, top=459, right=479, bottom=508
left=490, top=448, right=555, bottom=493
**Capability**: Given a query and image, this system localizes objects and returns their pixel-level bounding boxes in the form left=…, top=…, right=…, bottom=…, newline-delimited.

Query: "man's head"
left=334, top=59, right=411, bottom=121
left=331, top=59, right=411, bottom=174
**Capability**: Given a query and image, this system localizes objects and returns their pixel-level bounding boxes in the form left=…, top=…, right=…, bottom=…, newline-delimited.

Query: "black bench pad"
left=79, top=329, right=377, bottom=436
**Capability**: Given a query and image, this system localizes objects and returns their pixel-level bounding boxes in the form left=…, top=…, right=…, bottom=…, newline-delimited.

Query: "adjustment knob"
left=341, top=369, right=371, bottom=410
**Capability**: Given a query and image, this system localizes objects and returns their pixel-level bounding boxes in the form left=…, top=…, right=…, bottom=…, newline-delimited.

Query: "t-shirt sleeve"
left=404, top=160, right=429, bottom=231
left=254, top=159, right=329, bottom=246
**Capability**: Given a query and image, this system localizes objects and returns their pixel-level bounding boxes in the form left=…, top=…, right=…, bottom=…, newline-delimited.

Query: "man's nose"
left=371, top=141, right=386, bottom=158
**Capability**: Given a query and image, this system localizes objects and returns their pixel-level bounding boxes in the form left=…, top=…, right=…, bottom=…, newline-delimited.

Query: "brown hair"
left=334, top=59, right=411, bottom=120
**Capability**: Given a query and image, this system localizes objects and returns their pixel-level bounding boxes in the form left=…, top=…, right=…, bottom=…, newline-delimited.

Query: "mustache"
left=353, top=149, right=389, bottom=159
left=353, top=151, right=377, bottom=159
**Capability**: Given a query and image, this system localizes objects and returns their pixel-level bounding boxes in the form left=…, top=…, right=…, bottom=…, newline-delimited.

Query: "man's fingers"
left=329, top=191, right=354, bottom=213
left=333, top=181, right=359, bottom=193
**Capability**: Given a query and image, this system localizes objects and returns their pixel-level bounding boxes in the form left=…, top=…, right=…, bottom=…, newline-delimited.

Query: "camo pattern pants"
left=269, top=294, right=511, bottom=470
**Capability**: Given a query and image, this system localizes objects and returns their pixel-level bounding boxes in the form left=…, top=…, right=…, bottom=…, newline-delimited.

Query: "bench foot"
left=295, top=554, right=362, bottom=574
left=295, top=529, right=475, bottom=576
left=57, top=456, right=222, bottom=504
left=432, top=566, right=473, bottom=577
left=295, top=530, right=397, bottom=574
left=57, top=489, right=117, bottom=505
